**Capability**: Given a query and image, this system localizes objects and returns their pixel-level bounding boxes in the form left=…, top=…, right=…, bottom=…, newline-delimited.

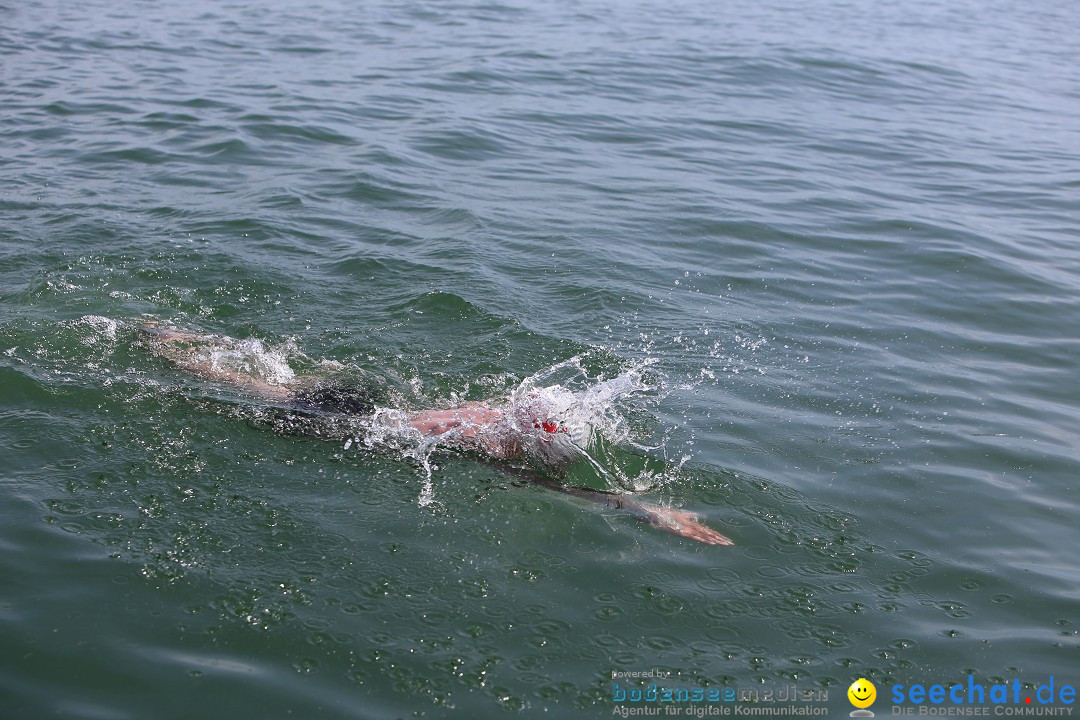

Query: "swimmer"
left=139, top=325, right=732, bottom=545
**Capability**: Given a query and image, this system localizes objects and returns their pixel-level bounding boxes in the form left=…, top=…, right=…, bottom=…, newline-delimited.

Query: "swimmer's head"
left=511, top=388, right=589, bottom=467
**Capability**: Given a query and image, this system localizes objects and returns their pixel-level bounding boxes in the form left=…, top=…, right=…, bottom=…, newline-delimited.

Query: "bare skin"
left=140, top=325, right=733, bottom=545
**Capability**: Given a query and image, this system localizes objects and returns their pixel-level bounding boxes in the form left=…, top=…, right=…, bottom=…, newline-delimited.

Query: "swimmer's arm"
left=560, top=486, right=734, bottom=546
left=405, top=403, right=523, bottom=458
left=407, top=402, right=501, bottom=437
left=494, top=467, right=733, bottom=546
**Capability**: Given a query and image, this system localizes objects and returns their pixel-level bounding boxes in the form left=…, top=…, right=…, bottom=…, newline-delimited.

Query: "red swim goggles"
left=533, top=419, right=568, bottom=434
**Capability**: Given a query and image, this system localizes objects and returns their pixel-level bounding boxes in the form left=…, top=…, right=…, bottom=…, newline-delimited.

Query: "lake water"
left=2, top=0, right=1078, bottom=717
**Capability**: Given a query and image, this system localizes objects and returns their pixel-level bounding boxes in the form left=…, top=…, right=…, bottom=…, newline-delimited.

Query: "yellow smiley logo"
left=848, top=678, right=877, bottom=709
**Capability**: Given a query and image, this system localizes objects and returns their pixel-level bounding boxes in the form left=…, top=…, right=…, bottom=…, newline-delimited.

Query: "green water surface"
left=2, top=0, right=1078, bottom=717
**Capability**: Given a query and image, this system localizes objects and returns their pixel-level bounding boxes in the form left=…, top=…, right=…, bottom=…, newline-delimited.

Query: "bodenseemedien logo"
left=849, top=678, right=877, bottom=717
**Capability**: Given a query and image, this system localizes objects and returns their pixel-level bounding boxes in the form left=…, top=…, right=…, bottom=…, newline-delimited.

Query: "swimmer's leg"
left=139, top=325, right=298, bottom=402
left=143, top=326, right=508, bottom=440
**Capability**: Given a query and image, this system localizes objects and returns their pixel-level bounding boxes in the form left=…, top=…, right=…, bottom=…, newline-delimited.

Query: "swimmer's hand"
left=640, top=505, right=734, bottom=546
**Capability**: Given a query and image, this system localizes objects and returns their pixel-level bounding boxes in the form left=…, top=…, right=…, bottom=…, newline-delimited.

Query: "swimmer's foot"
left=642, top=506, right=734, bottom=545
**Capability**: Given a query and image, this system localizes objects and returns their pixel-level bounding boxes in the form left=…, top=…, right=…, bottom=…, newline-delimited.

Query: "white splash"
left=192, top=336, right=298, bottom=386
left=72, top=315, right=121, bottom=344
left=354, top=356, right=659, bottom=506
